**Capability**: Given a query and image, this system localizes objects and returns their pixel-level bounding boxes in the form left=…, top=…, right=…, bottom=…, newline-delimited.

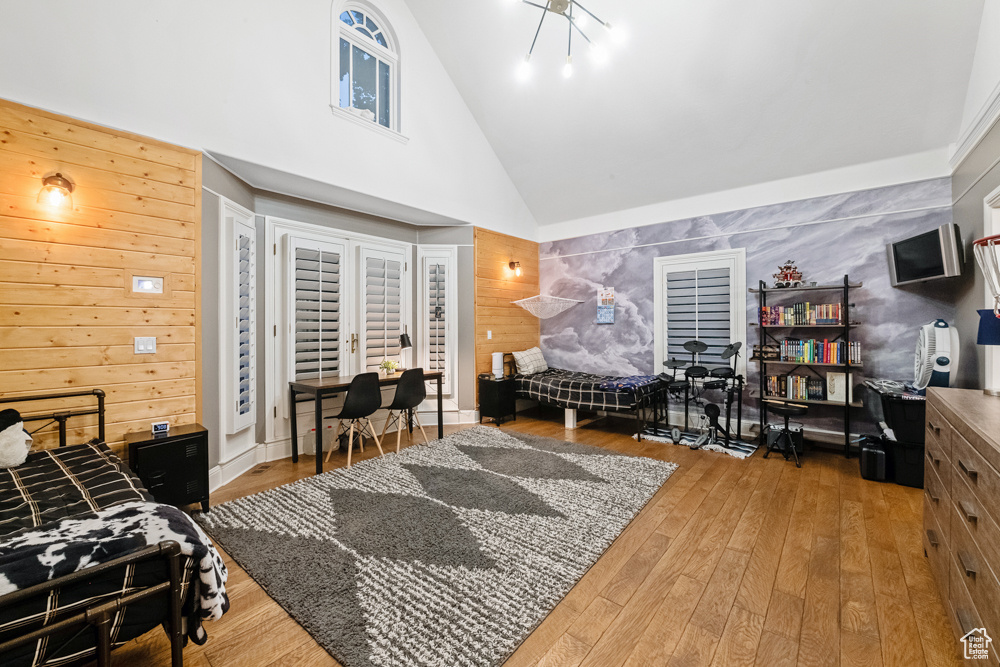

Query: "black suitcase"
left=859, top=437, right=887, bottom=482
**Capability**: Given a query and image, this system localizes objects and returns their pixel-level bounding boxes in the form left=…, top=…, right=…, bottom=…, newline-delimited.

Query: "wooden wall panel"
left=474, top=228, right=539, bottom=400
left=0, top=98, right=201, bottom=454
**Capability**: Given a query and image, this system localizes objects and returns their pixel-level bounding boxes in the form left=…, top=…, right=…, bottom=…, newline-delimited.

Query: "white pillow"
left=0, top=409, right=32, bottom=469
left=512, top=346, right=549, bottom=375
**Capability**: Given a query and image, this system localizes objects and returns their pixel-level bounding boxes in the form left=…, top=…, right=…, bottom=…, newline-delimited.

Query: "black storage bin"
left=881, top=396, right=926, bottom=444
left=890, top=440, right=924, bottom=488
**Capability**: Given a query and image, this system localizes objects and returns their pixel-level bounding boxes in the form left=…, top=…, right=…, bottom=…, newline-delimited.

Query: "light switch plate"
left=487, top=330, right=492, bottom=340
left=134, top=337, right=157, bottom=354
left=132, top=276, right=164, bottom=294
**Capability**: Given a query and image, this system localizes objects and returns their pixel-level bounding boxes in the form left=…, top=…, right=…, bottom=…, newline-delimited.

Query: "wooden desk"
left=289, top=370, right=444, bottom=475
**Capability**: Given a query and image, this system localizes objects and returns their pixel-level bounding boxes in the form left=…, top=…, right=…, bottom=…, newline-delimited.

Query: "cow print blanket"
left=0, top=501, right=229, bottom=643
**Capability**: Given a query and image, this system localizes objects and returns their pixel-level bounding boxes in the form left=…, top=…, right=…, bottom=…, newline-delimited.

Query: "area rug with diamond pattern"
left=197, top=426, right=677, bottom=667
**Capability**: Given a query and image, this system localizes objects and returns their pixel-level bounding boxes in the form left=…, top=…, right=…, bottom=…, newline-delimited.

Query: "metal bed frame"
left=503, top=355, right=660, bottom=438
left=0, top=389, right=186, bottom=667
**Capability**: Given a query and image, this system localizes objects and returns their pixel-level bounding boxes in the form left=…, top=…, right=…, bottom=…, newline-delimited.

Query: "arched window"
left=335, top=3, right=399, bottom=132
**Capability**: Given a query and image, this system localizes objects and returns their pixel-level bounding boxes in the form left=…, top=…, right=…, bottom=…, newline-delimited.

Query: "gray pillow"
left=512, top=347, right=548, bottom=375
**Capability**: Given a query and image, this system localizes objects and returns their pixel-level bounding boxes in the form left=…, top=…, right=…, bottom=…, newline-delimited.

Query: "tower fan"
left=913, top=319, right=960, bottom=390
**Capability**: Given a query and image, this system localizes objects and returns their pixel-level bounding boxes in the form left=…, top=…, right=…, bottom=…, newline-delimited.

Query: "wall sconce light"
left=509, top=261, right=522, bottom=277
left=37, top=173, right=74, bottom=208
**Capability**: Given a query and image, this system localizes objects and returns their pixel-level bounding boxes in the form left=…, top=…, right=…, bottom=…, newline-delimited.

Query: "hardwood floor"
left=111, top=409, right=962, bottom=666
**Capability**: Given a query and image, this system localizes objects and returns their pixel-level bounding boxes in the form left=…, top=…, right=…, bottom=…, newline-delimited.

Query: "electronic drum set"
left=644, top=339, right=754, bottom=455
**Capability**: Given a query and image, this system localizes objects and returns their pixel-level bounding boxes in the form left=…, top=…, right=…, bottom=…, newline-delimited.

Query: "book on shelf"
left=775, top=338, right=861, bottom=364
left=764, top=374, right=828, bottom=401
left=758, top=302, right=845, bottom=326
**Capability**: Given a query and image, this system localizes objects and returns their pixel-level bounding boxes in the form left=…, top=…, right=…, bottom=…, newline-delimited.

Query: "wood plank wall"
left=0, top=98, right=201, bottom=454
left=474, top=227, right=539, bottom=398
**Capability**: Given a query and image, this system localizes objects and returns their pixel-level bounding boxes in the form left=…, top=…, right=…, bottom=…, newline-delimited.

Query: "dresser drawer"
left=926, top=408, right=952, bottom=494
left=953, top=470, right=1000, bottom=584
left=923, top=494, right=949, bottom=606
left=949, top=553, right=998, bottom=665
left=952, top=429, right=1000, bottom=528
left=951, top=501, right=1000, bottom=643
left=926, top=402, right=951, bottom=455
left=925, top=458, right=952, bottom=547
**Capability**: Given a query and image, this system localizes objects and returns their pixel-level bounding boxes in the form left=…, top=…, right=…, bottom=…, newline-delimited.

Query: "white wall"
left=0, top=0, right=538, bottom=240
left=961, top=0, right=1000, bottom=135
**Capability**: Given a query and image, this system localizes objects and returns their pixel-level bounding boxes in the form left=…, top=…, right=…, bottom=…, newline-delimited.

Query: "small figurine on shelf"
left=379, top=359, right=400, bottom=375
left=773, top=261, right=805, bottom=288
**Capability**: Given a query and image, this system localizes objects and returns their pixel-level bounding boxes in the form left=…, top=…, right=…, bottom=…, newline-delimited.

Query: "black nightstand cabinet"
left=479, top=376, right=517, bottom=425
left=126, top=423, right=210, bottom=512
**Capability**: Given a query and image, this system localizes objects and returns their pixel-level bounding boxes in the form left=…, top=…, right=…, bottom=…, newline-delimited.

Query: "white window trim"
left=330, top=1, right=407, bottom=141
left=263, top=215, right=412, bottom=445
left=982, top=185, right=1000, bottom=391
left=652, top=248, right=748, bottom=379
left=418, top=245, right=458, bottom=399
left=218, top=197, right=258, bottom=461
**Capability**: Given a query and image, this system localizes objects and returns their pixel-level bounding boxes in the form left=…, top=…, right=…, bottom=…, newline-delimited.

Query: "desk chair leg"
left=324, top=421, right=342, bottom=463
left=346, top=423, right=355, bottom=468
left=380, top=413, right=392, bottom=441
left=413, top=411, right=429, bottom=444
left=396, top=414, right=403, bottom=453
left=367, top=418, right=385, bottom=457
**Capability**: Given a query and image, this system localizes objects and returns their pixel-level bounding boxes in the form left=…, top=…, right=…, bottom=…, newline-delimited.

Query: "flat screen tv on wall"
left=886, top=223, right=963, bottom=287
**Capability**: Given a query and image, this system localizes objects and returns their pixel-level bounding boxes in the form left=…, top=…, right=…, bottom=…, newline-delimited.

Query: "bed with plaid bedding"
left=0, top=442, right=228, bottom=667
left=514, top=367, right=660, bottom=412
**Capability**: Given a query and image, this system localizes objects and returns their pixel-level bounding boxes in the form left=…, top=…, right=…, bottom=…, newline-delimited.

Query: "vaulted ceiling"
left=408, top=0, right=984, bottom=226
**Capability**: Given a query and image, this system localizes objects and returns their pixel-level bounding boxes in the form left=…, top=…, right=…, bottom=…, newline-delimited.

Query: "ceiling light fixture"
left=517, top=0, right=616, bottom=77
left=37, top=173, right=74, bottom=208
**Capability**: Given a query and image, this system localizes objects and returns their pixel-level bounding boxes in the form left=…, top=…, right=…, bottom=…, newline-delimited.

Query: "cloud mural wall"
left=538, top=177, right=963, bottom=434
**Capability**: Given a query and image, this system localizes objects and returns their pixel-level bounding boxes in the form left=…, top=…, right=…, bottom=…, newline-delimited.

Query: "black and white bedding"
left=514, top=367, right=660, bottom=412
left=0, top=442, right=229, bottom=667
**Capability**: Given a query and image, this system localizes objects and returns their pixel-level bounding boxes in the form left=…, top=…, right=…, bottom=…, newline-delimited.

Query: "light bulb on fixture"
left=562, top=55, right=573, bottom=78
left=606, top=22, right=626, bottom=45
left=37, top=173, right=74, bottom=208
left=517, top=54, right=532, bottom=81
left=589, top=42, right=608, bottom=64
left=509, top=261, right=522, bottom=277
left=574, top=12, right=588, bottom=29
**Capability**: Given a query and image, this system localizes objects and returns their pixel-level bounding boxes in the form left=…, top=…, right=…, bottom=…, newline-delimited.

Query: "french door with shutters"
left=653, top=248, right=747, bottom=376
left=288, top=236, right=349, bottom=382
left=359, top=246, right=406, bottom=372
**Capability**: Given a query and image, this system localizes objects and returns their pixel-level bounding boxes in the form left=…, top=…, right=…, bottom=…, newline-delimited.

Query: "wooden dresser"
left=924, top=388, right=1000, bottom=658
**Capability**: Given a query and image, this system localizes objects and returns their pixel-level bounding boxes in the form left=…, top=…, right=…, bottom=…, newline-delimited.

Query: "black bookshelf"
left=751, top=275, right=862, bottom=457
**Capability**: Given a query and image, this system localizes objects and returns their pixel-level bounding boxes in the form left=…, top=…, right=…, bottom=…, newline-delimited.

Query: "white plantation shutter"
left=665, top=267, right=732, bottom=367
left=654, top=249, right=746, bottom=374
left=419, top=247, right=456, bottom=396
left=291, top=238, right=344, bottom=380
left=234, top=226, right=255, bottom=430
left=226, top=206, right=256, bottom=435
left=427, top=261, right=446, bottom=372
left=363, top=252, right=403, bottom=371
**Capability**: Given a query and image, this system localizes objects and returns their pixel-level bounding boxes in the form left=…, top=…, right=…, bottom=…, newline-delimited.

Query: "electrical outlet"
left=488, top=330, right=492, bottom=340
left=134, top=337, right=157, bottom=354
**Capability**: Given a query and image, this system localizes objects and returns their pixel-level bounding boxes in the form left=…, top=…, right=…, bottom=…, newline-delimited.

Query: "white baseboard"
left=209, top=445, right=265, bottom=492
left=414, top=408, right=479, bottom=425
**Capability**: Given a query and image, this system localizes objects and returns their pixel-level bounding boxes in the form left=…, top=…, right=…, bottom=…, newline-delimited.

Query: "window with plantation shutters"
left=654, top=249, right=746, bottom=375
left=427, top=262, right=446, bottom=372
left=290, top=238, right=345, bottom=380
left=226, top=203, right=256, bottom=435
left=362, top=250, right=404, bottom=371
left=665, top=268, right=732, bottom=367
left=419, top=247, right=456, bottom=395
